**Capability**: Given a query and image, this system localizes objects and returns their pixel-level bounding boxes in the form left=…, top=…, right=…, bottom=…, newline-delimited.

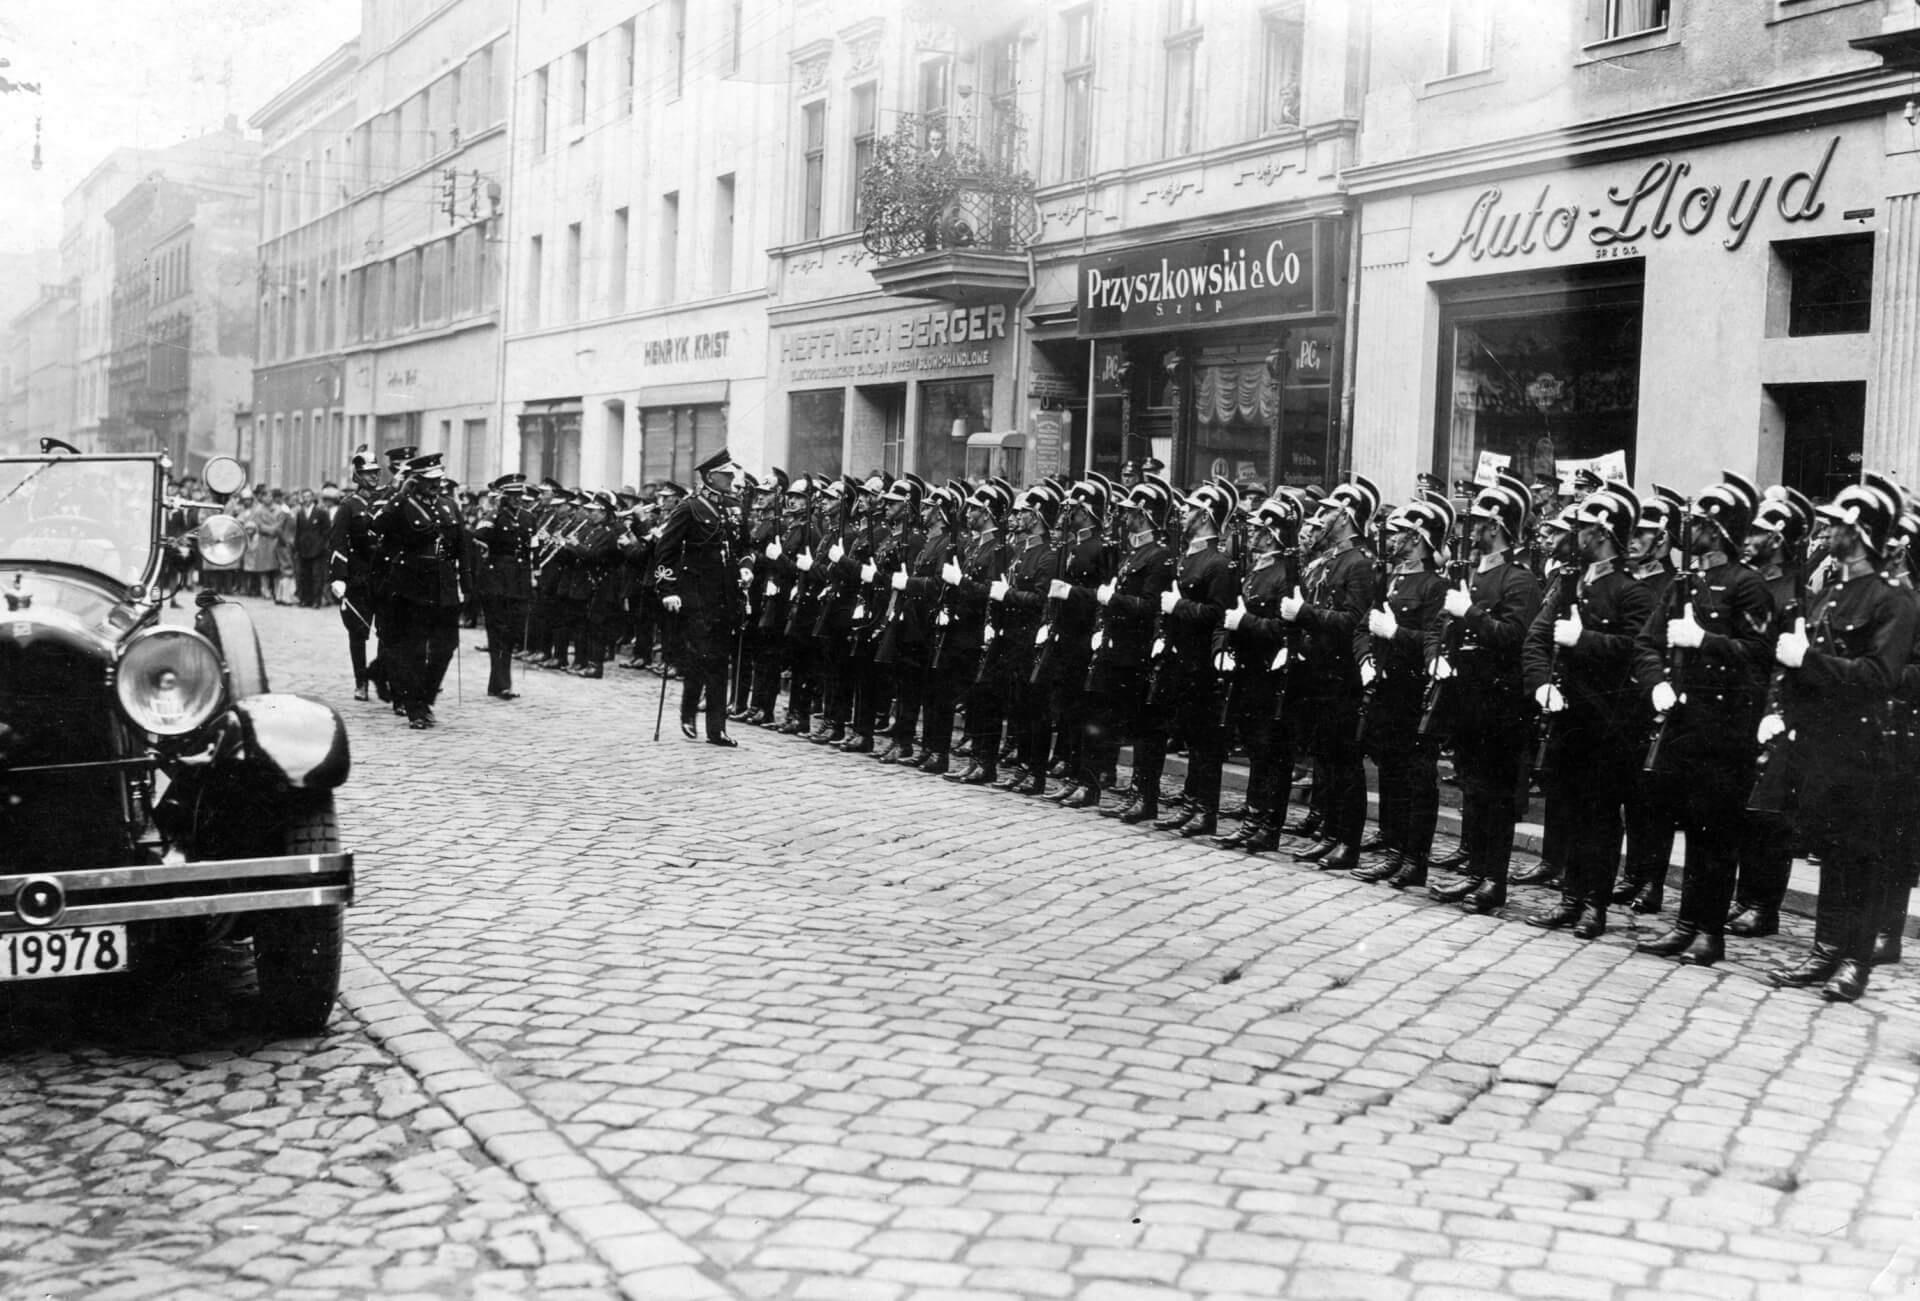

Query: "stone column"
left=1865, top=190, right=1920, bottom=484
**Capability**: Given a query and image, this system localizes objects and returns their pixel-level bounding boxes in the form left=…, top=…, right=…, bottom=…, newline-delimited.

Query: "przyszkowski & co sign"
left=1076, top=219, right=1333, bottom=338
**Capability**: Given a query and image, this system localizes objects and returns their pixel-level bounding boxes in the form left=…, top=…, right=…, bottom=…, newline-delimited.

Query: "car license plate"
left=0, top=926, right=128, bottom=981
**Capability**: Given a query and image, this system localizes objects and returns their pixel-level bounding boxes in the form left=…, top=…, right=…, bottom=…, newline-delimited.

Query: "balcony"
left=860, top=118, right=1037, bottom=307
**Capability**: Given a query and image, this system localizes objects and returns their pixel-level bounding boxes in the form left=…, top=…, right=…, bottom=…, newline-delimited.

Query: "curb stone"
left=336, top=944, right=739, bottom=1301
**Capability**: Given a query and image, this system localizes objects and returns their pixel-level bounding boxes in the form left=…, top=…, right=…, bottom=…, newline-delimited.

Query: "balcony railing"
left=859, top=119, right=1038, bottom=262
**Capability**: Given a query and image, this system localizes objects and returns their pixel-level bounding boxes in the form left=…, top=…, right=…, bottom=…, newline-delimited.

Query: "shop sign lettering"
left=643, top=330, right=731, bottom=365
left=1429, top=134, right=1840, bottom=265
left=1077, top=219, right=1327, bottom=337
left=779, top=305, right=1006, bottom=381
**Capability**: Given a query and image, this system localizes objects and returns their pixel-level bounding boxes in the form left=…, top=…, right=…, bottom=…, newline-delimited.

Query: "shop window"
left=641, top=404, right=725, bottom=485
left=1771, top=234, right=1873, bottom=337
left=918, top=378, right=992, bottom=485
left=1436, top=273, right=1645, bottom=491
left=1602, top=0, right=1669, bottom=41
left=1767, top=382, right=1864, bottom=505
left=1260, top=4, right=1304, bottom=134
left=788, top=390, right=846, bottom=477
left=1441, top=0, right=1492, bottom=76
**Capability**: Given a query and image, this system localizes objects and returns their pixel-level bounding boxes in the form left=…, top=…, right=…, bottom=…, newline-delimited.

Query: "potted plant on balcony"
left=860, top=116, right=1036, bottom=259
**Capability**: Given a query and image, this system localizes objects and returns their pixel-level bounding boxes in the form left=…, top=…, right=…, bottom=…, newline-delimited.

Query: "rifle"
left=1417, top=557, right=1472, bottom=738
left=1357, top=514, right=1392, bottom=745
left=1531, top=564, right=1582, bottom=780
left=974, top=556, right=1013, bottom=686
left=1643, top=504, right=1694, bottom=774
left=1029, top=522, right=1073, bottom=686
left=1746, top=597, right=1801, bottom=813
left=1145, top=546, right=1176, bottom=706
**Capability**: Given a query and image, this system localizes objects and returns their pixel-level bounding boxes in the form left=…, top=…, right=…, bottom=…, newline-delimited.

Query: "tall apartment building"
left=500, top=0, right=783, bottom=487
left=251, top=0, right=510, bottom=490
left=1347, top=0, right=1920, bottom=497
left=766, top=0, right=1360, bottom=490
left=64, top=151, right=157, bottom=453
left=5, top=284, right=76, bottom=458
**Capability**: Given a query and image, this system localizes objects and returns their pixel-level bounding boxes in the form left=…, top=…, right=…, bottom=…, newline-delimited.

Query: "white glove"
left=1269, top=647, right=1289, bottom=671
left=890, top=568, right=908, bottom=591
left=860, top=560, right=877, bottom=584
left=765, top=539, right=783, bottom=560
left=1535, top=683, right=1565, bottom=713
left=1048, top=579, right=1071, bottom=600
left=1096, top=578, right=1117, bottom=606
left=1431, top=657, right=1454, bottom=680
left=1443, top=583, right=1472, bottom=619
left=1775, top=617, right=1809, bottom=669
left=941, top=559, right=962, bottom=586
left=1223, top=598, right=1247, bottom=631
left=1368, top=608, right=1398, bottom=639
left=329, top=580, right=346, bottom=600
left=1034, top=624, right=1051, bottom=646
left=1214, top=650, right=1236, bottom=673
left=1280, top=587, right=1305, bottom=622
left=1667, top=602, right=1704, bottom=649
left=1651, top=681, right=1679, bottom=715
left=738, top=566, right=753, bottom=587
left=990, top=578, right=1010, bottom=602
left=1359, top=659, right=1377, bottom=687
left=796, top=550, right=815, bottom=573
left=828, top=542, right=845, bottom=563
left=1159, top=589, right=1179, bottom=615
left=1553, top=604, right=1583, bottom=649
left=662, top=594, right=683, bottom=613
left=1757, top=713, right=1787, bottom=745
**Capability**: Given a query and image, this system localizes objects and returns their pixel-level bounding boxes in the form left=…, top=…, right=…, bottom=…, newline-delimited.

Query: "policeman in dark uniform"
left=1084, top=477, right=1178, bottom=817
left=376, top=452, right=467, bottom=729
left=736, top=470, right=789, bottom=722
left=1766, top=479, right=1917, bottom=1002
left=1631, top=472, right=1773, bottom=966
left=328, top=445, right=384, bottom=701
left=943, top=479, right=1016, bottom=784
left=1523, top=485, right=1658, bottom=939
left=905, top=483, right=970, bottom=774
left=570, top=491, right=623, bottom=677
left=989, top=482, right=1065, bottom=795
left=475, top=473, right=534, bottom=700
left=1215, top=490, right=1306, bottom=849
left=1038, top=476, right=1119, bottom=806
left=655, top=448, right=746, bottom=746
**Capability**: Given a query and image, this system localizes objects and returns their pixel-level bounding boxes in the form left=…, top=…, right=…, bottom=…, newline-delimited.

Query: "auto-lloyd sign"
left=1076, top=220, right=1328, bottom=338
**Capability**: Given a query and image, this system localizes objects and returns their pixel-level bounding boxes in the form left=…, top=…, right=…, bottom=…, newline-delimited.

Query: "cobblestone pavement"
left=12, top=596, right=1920, bottom=1300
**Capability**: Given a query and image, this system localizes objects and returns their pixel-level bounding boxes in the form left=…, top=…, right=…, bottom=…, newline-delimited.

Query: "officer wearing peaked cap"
left=476, top=473, right=534, bottom=699
left=1631, top=471, right=1774, bottom=968
left=656, top=448, right=747, bottom=745
left=1764, top=479, right=1917, bottom=1001
left=330, top=444, right=385, bottom=700
left=376, top=452, right=468, bottom=729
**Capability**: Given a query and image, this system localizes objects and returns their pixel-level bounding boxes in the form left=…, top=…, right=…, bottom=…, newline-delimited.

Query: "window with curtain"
left=1062, top=7, right=1094, bottom=181
left=1442, top=0, right=1492, bottom=76
left=1604, top=0, right=1669, bottom=40
left=1261, top=4, right=1304, bottom=133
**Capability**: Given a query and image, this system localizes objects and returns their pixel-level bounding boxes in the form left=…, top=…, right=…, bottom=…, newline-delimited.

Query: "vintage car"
left=0, top=449, right=353, bottom=1034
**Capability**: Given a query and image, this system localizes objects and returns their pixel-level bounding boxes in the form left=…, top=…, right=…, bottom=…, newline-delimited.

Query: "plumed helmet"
left=1123, top=475, right=1175, bottom=530
left=350, top=444, right=378, bottom=474
left=1469, top=477, right=1528, bottom=540
left=1015, top=480, right=1064, bottom=527
left=1818, top=479, right=1902, bottom=556
left=1639, top=484, right=1684, bottom=535
left=1575, top=484, right=1642, bottom=550
left=768, top=467, right=791, bottom=496
left=1752, top=484, right=1815, bottom=544
left=1069, top=473, right=1113, bottom=522
left=967, top=477, right=1014, bottom=520
left=1186, top=480, right=1235, bottom=531
left=785, top=473, right=814, bottom=499
left=884, top=472, right=928, bottom=511
left=1319, top=473, right=1381, bottom=533
left=1388, top=493, right=1455, bottom=558
left=1690, top=470, right=1760, bottom=545
left=1251, top=491, right=1304, bottom=534
left=931, top=483, right=966, bottom=529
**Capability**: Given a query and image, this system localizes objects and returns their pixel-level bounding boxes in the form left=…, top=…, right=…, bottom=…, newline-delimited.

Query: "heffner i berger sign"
left=1077, top=220, right=1329, bottom=338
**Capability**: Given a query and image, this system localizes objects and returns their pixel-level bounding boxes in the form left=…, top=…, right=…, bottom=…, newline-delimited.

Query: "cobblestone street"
left=6, top=599, right=1920, bottom=1300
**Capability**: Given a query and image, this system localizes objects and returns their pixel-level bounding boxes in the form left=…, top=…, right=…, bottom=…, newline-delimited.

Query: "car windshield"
left=0, top=456, right=161, bottom=588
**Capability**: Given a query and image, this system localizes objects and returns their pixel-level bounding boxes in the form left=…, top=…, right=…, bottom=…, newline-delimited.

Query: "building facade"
left=63, top=152, right=155, bottom=454
left=251, top=0, right=509, bottom=491
left=499, top=0, right=783, bottom=489
left=1347, top=0, right=1920, bottom=499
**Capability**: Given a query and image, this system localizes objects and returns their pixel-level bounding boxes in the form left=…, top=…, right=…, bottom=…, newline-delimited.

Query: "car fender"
left=228, top=693, right=351, bottom=790
left=196, top=599, right=270, bottom=698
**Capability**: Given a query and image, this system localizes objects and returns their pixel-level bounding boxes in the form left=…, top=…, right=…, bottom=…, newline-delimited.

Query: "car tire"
left=253, top=793, right=344, bottom=1035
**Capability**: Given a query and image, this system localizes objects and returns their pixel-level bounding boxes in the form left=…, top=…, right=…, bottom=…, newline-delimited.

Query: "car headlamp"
left=116, top=627, right=227, bottom=736
left=196, top=514, right=247, bottom=568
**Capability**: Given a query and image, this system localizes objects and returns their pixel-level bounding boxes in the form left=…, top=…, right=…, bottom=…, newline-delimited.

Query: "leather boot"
left=1356, top=835, right=1392, bottom=854
left=953, top=736, right=974, bottom=758
left=1009, top=771, right=1048, bottom=797
left=1292, top=837, right=1341, bottom=864
left=1242, top=820, right=1281, bottom=853
left=839, top=732, right=874, bottom=754
left=1771, top=943, right=1842, bottom=988
left=957, top=762, right=999, bottom=786
left=1316, top=843, right=1361, bottom=873
left=1153, top=806, right=1198, bottom=832
left=1351, top=851, right=1404, bottom=884
left=1046, top=759, right=1070, bottom=779
left=805, top=719, right=838, bottom=744
left=1510, top=858, right=1560, bottom=886
left=1609, top=871, right=1646, bottom=905
left=1119, top=796, right=1160, bottom=825
left=1282, top=811, right=1324, bottom=839
left=919, top=753, right=950, bottom=776
left=1059, top=785, right=1099, bottom=810
left=1573, top=902, right=1607, bottom=940
left=1822, top=959, right=1869, bottom=1003
left=1679, top=931, right=1724, bottom=966
left=1213, top=820, right=1257, bottom=849
left=992, top=766, right=1031, bottom=791
left=1464, top=870, right=1507, bottom=914
left=1430, top=843, right=1473, bottom=872
left=1386, top=856, right=1428, bottom=891
left=1221, top=802, right=1254, bottom=821
left=1428, top=872, right=1483, bottom=904
left=873, top=740, right=907, bottom=764
left=1100, top=789, right=1141, bottom=819
left=1178, top=813, right=1219, bottom=839
left=1636, top=921, right=1700, bottom=958
left=1726, top=903, right=1779, bottom=938
left=1627, top=878, right=1664, bottom=915
left=777, top=716, right=806, bottom=735
left=1047, top=783, right=1086, bottom=805
left=1526, top=895, right=1583, bottom=930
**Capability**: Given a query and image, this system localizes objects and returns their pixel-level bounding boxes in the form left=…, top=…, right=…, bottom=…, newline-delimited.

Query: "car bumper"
left=0, top=852, right=355, bottom=931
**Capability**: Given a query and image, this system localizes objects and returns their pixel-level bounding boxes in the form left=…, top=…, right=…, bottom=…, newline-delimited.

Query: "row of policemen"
left=326, top=445, right=468, bottom=729
left=718, top=456, right=1916, bottom=1006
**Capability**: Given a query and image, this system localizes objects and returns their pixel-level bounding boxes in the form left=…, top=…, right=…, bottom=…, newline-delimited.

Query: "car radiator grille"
left=0, top=639, right=135, bottom=871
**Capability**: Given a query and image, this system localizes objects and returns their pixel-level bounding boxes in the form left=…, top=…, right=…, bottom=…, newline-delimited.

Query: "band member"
left=376, top=452, right=467, bottom=730
left=656, top=448, right=747, bottom=746
left=1766, top=479, right=1916, bottom=1002
left=475, top=474, right=535, bottom=700
left=1427, top=474, right=1542, bottom=913
left=1282, top=475, right=1381, bottom=872
left=328, top=446, right=384, bottom=701
left=1522, top=485, right=1658, bottom=939
left=570, top=491, right=624, bottom=677
left=1632, top=473, right=1773, bottom=967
